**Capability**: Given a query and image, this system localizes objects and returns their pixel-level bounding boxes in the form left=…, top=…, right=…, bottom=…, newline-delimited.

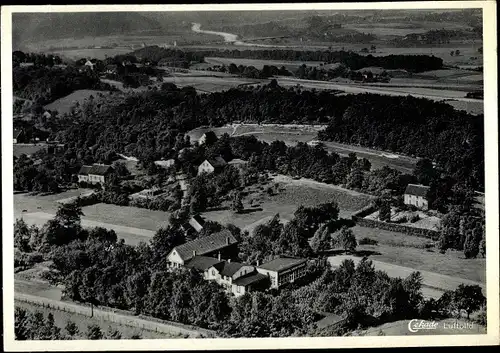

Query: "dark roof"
left=404, top=184, right=430, bottom=197
left=233, top=272, right=269, bottom=287
left=190, top=214, right=205, bottom=226
left=173, top=229, right=238, bottom=262
left=218, top=262, right=245, bottom=277
left=78, top=165, right=92, bottom=175
left=258, top=257, right=307, bottom=273
left=206, top=157, right=227, bottom=168
left=13, top=129, right=23, bottom=139
left=185, top=256, right=223, bottom=271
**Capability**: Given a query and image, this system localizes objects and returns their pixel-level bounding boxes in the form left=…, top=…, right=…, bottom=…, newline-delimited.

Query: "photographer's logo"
left=408, top=319, right=439, bottom=333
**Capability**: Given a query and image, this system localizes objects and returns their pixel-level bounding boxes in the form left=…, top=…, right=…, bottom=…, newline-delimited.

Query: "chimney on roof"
left=193, top=250, right=197, bottom=257
left=226, top=236, right=230, bottom=245
left=218, top=252, right=221, bottom=261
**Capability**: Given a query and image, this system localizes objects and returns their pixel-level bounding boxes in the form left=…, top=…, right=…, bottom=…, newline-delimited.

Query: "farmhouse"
left=13, top=129, right=25, bottom=144
left=154, top=159, right=176, bottom=169
left=256, top=256, right=308, bottom=289
left=198, top=157, right=227, bottom=175
left=404, top=184, right=430, bottom=210
left=84, top=60, right=95, bottom=70
left=198, top=131, right=218, bottom=145
left=166, top=230, right=239, bottom=269
left=185, top=256, right=269, bottom=297
left=77, top=164, right=113, bottom=185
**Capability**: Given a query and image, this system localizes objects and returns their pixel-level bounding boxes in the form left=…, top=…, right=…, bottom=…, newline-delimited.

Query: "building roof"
left=78, top=164, right=112, bottom=176
left=13, top=129, right=23, bottom=139
left=173, top=229, right=238, bottom=262
left=218, top=261, right=245, bottom=277
left=258, top=256, right=307, bottom=273
left=154, top=159, right=176, bottom=167
left=232, top=272, right=269, bottom=287
left=404, top=184, right=430, bottom=197
left=206, top=157, right=227, bottom=168
left=190, top=215, right=205, bottom=227
left=228, top=158, right=248, bottom=166
left=78, top=165, right=93, bottom=175
left=185, top=256, right=223, bottom=271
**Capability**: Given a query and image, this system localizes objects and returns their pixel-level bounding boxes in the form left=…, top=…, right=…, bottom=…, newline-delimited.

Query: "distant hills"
left=13, top=12, right=162, bottom=46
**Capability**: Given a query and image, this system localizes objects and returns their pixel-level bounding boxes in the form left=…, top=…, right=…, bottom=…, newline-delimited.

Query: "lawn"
left=15, top=301, right=177, bottom=339
left=44, top=90, right=111, bottom=115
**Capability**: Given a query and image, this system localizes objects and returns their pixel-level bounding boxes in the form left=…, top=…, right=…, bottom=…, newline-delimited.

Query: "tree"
left=85, top=324, right=103, bottom=340
left=231, top=191, right=244, bottom=213
left=450, top=51, right=454, bottom=56
left=65, top=320, right=79, bottom=338
left=451, top=284, right=485, bottom=319
left=413, top=158, right=437, bottom=186
left=14, top=218, right=31, bottom=252
left=333, top=226, right=357, bottom=253
left=455, top=49, right=460, bottom=56
left=150, top=226, right=185, bottom=270
left=55, top=201, right=84, bottom=228
left=378, top=201, right=391, bottom=222
left=310, top=224, right=332, bottom=254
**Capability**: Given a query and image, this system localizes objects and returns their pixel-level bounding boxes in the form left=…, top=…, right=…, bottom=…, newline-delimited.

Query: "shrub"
left=358, top=237, right=378, bottom=246
left=410, top=214, right=420, bottom=223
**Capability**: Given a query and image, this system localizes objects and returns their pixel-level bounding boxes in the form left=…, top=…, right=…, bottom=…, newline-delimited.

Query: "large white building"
left=198, top=157, right=227, bottom=175
left=77, top=164, right=113, bottom=186
left=404, top=184, right=430, bottom=210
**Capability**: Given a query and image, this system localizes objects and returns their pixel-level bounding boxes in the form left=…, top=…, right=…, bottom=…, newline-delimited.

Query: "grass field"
left=203, top=174, right=373, bottom=234
left=204, top=56, right=325, bottom=71
left=328, top=254, right=485, bottom=297
left=44, top=90, right=111, bottom=115
left=15, top=301, right=179, bottom=339
left=13, top=144, right=48, bottom=158
left=351, top=226, right=486, bottom=283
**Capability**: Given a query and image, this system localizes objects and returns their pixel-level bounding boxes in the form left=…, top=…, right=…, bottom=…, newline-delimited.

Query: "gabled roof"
left=232, top=272, right=269, bottom=287
left=228, top=158, right=248, bottom=166
left=218, top=262, right=245, bottom=277
left=78, top=165, right=92, bottom=175
left=172, top=229, right=238, bottom=262
left=258, top=256, right=307, bottom=273
left=404, top=184, right=430, bottom=197
left=206, top=157, right=227, bottom=168
left=78, top=164, right=112, bottom=176
left=185, top=256, right=223, bottom=271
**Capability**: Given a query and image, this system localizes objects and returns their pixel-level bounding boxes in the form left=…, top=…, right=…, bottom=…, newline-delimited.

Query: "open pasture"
left=204, top=56, right=325, bottom=71
left=44, top=89, right=111, bottom=115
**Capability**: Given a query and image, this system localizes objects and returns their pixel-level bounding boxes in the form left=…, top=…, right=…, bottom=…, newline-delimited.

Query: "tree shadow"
left=238, top=207, right=263, bottom=214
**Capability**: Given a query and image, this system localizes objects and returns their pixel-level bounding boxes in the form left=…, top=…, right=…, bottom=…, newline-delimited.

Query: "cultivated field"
left=202, top=174, right=373, bottom=234
left=160, top=75, right=259, bottom=93
left=44, top=90, right=111, bottom=115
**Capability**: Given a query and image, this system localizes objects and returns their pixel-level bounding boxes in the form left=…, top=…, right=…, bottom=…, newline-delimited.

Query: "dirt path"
left=328, top=255, right=485, bottom=299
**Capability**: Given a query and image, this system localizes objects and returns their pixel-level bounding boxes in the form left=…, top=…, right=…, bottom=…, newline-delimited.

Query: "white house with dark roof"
left=77, top=164, right=113, bottom=185
left=404, top=184, right=430, bottom=210
left=198, top=157, right=227, bottom=175
left=256, top=256, right=308, bottom=289
left=166, top=230, right=238, bottom=269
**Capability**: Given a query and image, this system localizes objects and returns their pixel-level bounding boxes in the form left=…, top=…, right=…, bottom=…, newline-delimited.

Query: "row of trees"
left=15, top=307, right=132, bottom=340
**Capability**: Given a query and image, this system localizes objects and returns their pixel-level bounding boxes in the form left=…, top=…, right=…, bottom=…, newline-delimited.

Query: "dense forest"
left=25, top=83, right=482, bottom=193
left=132, top=46, right=443, bottom=72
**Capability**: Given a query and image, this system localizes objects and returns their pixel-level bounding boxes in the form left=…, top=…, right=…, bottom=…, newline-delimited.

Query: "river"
left=191, top=22, right=290, bottom=48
